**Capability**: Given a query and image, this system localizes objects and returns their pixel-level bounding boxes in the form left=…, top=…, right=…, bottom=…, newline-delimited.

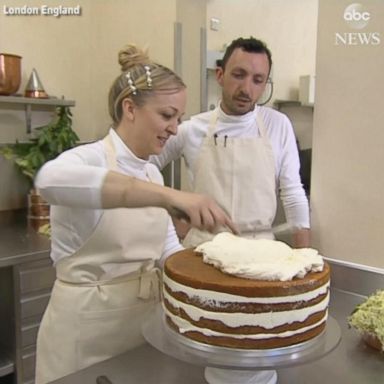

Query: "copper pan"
left=0, top=53, right=22, bottom=95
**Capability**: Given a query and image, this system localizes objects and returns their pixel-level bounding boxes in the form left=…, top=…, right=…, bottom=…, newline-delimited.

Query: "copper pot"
left=0, top=53, right=22, bottom=95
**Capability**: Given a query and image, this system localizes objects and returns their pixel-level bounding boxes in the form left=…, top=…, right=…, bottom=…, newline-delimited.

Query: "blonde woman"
left=34, top=44, right=236, bottom=384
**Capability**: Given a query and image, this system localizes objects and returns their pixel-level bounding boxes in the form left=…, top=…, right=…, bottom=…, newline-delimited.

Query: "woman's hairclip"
left=126, top=72, right=137, bottom=95
left=144, top=65, right=152, bottom=88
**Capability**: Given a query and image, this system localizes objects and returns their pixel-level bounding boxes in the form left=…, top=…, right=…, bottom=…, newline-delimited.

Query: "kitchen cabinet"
left=0, top=210, right=53, bottom=384
left=0, top=96, right=75, bottom=134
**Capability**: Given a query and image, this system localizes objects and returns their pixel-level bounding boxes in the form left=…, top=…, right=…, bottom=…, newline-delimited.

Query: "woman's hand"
left=101, top=171, right=238, bottom=235
left=292, top=228, right=311, bottom=248
left=166, top=189, right=238, bottom=235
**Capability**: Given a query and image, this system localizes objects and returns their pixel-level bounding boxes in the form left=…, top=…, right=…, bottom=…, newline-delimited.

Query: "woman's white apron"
left=35, top=134, right=168, bottom=383
left=183, top=111, right=277, bottom=248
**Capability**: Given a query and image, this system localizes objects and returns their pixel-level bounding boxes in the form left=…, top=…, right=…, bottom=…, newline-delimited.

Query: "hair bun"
left=118, top=44, right=151, bottom=72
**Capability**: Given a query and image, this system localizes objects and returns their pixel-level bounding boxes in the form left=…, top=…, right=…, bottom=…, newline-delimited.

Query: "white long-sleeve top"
left=35, top=128, right=183, bottom=265
left=151, top=104, right=310, bottom=229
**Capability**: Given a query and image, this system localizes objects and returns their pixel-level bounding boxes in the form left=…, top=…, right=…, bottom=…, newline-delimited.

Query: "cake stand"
left=142, top=305, right=341, bottom=384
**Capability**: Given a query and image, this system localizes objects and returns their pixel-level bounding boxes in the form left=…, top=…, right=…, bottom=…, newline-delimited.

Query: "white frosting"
left=165, top=306, right=328, bottom=340
left=163, top=274, right=330, bottom=304
left=164, top=289, right=329, bottom=329
left=195, top=233, right=324, bottom=281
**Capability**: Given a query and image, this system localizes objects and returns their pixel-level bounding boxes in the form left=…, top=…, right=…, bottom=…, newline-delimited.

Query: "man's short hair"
left=220, top=37, right=272, bottom=73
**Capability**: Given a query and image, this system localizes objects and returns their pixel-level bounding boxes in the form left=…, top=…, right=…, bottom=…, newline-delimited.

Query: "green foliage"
left=0, top=106, right=79, bottom=184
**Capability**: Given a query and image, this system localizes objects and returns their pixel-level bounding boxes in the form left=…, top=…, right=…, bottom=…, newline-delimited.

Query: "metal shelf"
left=0, top=95, right=75, bottom=134
left=0, top=95, right=75, bottom=106
left=274, top=99, right=314, bottom=110
left=0, top=353, right=14, bottom=377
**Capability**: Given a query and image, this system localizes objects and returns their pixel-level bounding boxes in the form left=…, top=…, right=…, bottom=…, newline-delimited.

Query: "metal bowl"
left=0, top=53, right=22, bottom=95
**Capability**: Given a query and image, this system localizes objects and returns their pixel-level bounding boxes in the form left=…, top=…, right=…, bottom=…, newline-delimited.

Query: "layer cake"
left=163, top=233, right=330, bottom=349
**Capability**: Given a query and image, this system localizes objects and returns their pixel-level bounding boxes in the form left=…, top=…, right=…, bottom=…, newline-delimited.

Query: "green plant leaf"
left=0, top=106, right=79, bottom=182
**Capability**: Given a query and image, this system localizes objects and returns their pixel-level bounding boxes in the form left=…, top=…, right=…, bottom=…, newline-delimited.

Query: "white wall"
left=176, top=0, right=207, bottom=191
left=206, top=0, right=319, bottom=102
left=0, top=0, right=177, bottom=143
left=311, top=0, right=384, bottom=269
left=177, top=0, right=207, bottom=118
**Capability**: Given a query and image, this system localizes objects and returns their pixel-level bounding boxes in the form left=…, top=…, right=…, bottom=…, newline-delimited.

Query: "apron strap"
left=103, top=133, right=118, bottom=170
left=103, top=131, right=155, bottom=182
left=256, top=112, right=267, bottom=138
left=57, top=267, right=161, bottom=300
left=57, top=260, right=161, bottom=299
left=57, top=269, right=143, bottom=287
left=138, top=268, right=161, bottom=300
left=207, top=109, right=218, bottom=137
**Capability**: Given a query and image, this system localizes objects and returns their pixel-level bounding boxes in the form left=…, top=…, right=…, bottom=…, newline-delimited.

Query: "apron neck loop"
left=208, top=110, right=219, bottom=137
left=208, top=108, right=267, bottom=141
left=256, top=112, right=268, bottom=138
left=103, top=133, right=118, bottom=170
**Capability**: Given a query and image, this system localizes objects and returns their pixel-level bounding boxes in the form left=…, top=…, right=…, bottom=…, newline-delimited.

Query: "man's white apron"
left=183, top=111, right=277, bottom=248
left=35, top=134, right=168, bottom=384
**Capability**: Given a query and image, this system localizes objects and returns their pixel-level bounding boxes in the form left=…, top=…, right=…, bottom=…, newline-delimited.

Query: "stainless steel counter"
left=0, top=209, right=50, bottom=267
left=49, top=261, right=384, bottom=384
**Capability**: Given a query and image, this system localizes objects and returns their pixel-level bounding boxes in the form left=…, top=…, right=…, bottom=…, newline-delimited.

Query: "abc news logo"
left=335, top=3, right=380, bottom=46
left=344, top=3, right=370, bottom=29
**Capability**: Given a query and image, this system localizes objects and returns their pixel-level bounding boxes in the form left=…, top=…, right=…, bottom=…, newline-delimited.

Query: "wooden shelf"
left=0, top=95, right=75, bottom=134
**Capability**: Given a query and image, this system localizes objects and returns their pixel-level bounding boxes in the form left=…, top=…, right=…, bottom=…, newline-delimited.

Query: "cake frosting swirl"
left=195, top=232, right=324, bottom=281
